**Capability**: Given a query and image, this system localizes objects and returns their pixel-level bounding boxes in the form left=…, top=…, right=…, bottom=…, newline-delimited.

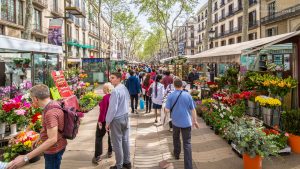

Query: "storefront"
left=160, top=55, right=193, bottom=80
left=0, top=35, right=62, bottom=88
left=81, top=58, right=109, bottom=83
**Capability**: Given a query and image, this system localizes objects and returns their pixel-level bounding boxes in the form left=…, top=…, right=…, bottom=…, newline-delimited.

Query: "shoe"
left=107, top=151, right=112, bottom=158
left=92, top=157, right=100, bottom=165
left=135, top=110, right=138, bottom=114
left=169, top=128, right=173, bottom=132
left=172, top=152, right=180, bottom=160
left=155, top=119, right=158, bottom=123
left=131, top=111, right=134, bottom=114
left=109, top=166, right=118, bottom=169
left=123, top=163, right=132, bottom=169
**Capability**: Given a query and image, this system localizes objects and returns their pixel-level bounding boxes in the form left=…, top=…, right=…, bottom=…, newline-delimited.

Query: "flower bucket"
left=10, top=124, right=17, bottom=135
left=288, top=134, right=300, bottom=153
left=261, top=107, right=272, bottom=126
left=243, top=154, right=262, bottom=169
left=0, top=123, right=5, bottom=138
left=247, top=100, right=256, bottom=116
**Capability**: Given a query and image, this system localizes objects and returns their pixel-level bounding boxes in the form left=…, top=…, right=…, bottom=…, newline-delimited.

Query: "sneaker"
left=131, top=111, right=134, bottom=114
left=169, top=128, right=173, bottom=132
left=135, top=110, right=138, bottom=114
left=123, top=163, right=132, bottom=169
left=107, top=151, right=112, bottom=158
left=92, top=157, right=100, bottom=165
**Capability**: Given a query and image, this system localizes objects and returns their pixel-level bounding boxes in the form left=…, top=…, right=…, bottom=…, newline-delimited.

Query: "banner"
left=48, top=19, right=63, bottom=46
left=51, top=70, right=73, bottom=97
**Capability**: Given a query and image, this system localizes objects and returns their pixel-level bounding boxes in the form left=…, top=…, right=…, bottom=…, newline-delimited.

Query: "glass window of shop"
left=33, top=54, right=58, bottom=87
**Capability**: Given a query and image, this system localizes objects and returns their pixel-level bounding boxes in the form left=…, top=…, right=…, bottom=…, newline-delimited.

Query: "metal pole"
left=98, top=0, right=102, bottom=58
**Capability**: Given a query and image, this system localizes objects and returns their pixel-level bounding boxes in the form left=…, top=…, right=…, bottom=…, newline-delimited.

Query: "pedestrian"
left=9, top=84, right=67, bottom=169
left=92, top=83, right=114, bottom=164
left=165, top=79, right=200, bottom=169
left=150, top=69, right=157, bottom=80
left=142, top=74, right=154, bottom=113
left=151, top=74, right=164, bottom=123
left=125, top=70, right=141, bottom=114
left=106, top=72, right=131, bottom=169
left=162, top=70, right=173, bottom=89
left=188, top=68, right=199, bottom=90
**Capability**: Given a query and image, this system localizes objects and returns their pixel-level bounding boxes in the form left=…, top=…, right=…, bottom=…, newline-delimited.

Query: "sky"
left=130, top=0, right=208, bottom=32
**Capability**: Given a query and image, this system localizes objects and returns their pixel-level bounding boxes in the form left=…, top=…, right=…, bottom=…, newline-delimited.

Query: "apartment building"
left=100, top=16, right=110, bottom=58
left=261, top=0, right=300, bottom=37
left=175, top=18, right=196, bottom=56
left=195, top=0, right=260, bottom=53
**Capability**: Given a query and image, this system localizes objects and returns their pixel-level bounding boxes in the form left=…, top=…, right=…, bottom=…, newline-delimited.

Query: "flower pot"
left=261, top=107, right=272, bottom=126
left=0, top=123, right=6, bottom=138
left=243, top=154, right=262, bottom=169
left=288, top=134, right=300, bottom=153
left=23, top=63, right=29, bottom=68
left=247, top=100, right=256, bottom=116
left=10, top=124, right=17, bottom=135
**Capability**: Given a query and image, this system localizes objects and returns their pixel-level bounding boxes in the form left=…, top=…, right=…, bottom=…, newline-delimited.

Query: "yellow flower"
left=85, top=82, right=90, bottom=87
left=286, top=83, right=291, bottom=88
left=263, top=81, right=270, bottom=87
left=270, top=80, right=277, bottom=85
left=24, top=140, right=32, bottom=148
left=277, top=81, right=286, bottom=88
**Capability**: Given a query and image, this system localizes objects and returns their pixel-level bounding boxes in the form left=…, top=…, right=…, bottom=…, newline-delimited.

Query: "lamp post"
left=208, top=28, right=215, bottom=49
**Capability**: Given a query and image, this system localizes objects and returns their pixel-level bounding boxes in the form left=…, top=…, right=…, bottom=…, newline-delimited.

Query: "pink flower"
left=15, top=109, right=26, bottom=116
left=285, top=133, right=289, bottom=137
left=23, top=101, right=31, bottom=108
left=13, top=95, right=22, bottom=103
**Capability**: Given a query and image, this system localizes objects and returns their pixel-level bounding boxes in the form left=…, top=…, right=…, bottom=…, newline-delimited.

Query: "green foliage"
left=230, top=101, right=246, bottom=118
left=3, top=143, right=31, bottom=162
left=79, top=92, right=103, bottom=112
left=282, top=109, right=300, bottom=136
left=142, top=28, right=164, bottom=59
left=227, top=118, right=279, bottom=158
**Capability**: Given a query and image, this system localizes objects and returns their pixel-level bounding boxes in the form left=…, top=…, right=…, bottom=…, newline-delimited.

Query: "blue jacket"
left=126, top=76, right=141, bottom=95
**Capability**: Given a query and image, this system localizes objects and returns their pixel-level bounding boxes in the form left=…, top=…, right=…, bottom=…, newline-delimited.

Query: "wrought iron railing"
left=261, top=4, right=300, bottom=24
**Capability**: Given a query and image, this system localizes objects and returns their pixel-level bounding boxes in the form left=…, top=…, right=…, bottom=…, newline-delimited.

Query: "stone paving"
left=23, top=87, right=300, bottom=169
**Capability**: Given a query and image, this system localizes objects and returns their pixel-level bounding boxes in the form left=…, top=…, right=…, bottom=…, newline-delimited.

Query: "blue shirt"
left=165, top=90, right=195, bottom=128
left=106, top=83, right=130, bottom=125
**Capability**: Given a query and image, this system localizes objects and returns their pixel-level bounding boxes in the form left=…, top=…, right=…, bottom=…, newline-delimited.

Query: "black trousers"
left=94, top=122, right=112, bottom=158
left=130, top=94, right=138, bottom=112
left=173, top=125, right=192, bottom=169
left=145, top=95, right=152, bottom=111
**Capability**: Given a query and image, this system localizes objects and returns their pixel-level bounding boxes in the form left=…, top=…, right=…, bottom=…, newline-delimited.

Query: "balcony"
left=212, top=18, right=218, bottom=24
left=261, top=4, right=300, bottom=25
left=219, top=15, right=226, bottom=22
left=214, top=27, right=242, bottom=39
left=65, top=0, right=86, bottom=18
left=75, top=18, right=80, bottom=27
left=249, top=0, right=257, bottom=7
left=67, top=13, right=75, bottom=22
left=249, top=20, right=259, bottom=29
left=234, top=5, right=243, bottom=14
left=226, top=11, right=234, bottom=18
left=51, top=7, right=64, bottom=17
left=33, top=0, right=48, bottom=9
left=220, top=1, right=225, bottom=8
left=196, top=40, right=202, bottom=45
left=32, top=24, right=48, bottom=37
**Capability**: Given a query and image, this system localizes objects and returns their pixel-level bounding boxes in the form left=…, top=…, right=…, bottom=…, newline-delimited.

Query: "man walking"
left=125, top=70, right=141, bottom=114
left=188, top=68, right=199, bottom=89
left=9, top=84, right=67, bottom=169
left=106, top=72, right=131, bottom=169
left=165, top=79, right=199, bottom=169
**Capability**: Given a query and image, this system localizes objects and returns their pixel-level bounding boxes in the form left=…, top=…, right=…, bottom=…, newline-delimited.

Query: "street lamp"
left=208, top=28, right=215, bottom=39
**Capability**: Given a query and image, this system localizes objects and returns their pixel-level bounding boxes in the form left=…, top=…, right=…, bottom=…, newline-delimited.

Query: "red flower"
left=2, top=101, right=21, bottom=112
left=31, top=113, right=41, bottom=123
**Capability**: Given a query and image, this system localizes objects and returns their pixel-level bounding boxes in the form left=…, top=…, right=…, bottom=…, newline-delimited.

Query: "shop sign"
left=51, top=70, right=73, bottom=97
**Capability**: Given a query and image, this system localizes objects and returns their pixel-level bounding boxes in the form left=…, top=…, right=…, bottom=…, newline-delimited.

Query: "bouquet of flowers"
left=255, top=95, right=281, bottom=109
left=263, top=128, right=289, bottom=150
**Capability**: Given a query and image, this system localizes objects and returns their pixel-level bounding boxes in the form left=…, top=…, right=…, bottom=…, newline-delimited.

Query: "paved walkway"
left=23, top=88, right=300, bottom=169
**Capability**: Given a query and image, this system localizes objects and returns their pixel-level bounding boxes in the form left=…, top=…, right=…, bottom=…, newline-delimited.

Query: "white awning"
left=67, top=58, right=81, bottom=63
left=160, top=55, right=190, bottom=63
left=187, top=31, right=300, bottom=60
left=0, top=35, right=63, bottom=54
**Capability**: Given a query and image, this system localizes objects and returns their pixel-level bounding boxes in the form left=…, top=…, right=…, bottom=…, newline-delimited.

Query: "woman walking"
left=151, top=74, right=164, bottom=123
left=142, top=74, right=154, bottom=113
left=92, top=83, right=114, bottom=164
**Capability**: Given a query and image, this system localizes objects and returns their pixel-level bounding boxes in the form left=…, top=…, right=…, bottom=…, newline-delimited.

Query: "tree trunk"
left=242, top=0, right=249, bottom=42
left=108, top=11, right=113, bottom=60
left=23, top=0, right=33, bottom=40
left=204, top=0, right=212, bottom=51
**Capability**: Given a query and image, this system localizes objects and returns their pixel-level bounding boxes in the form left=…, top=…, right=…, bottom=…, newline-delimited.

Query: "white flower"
left=229, top=116, right=234, bottom=120
left=21, top=93, right=30, bottom=100
left=223, top=112, right=226, bottom=115
left=220, top=114, right=224, bottom=118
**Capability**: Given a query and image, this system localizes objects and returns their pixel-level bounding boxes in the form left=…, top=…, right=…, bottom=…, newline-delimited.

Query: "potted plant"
left=227, top=118, right=279, bottom=169
left=23, top=58, right=31, bottom=68
left=13, top=59, right=24, bottom=68
left=255, top=95, right=281, bottom=126
left=282, top=109, right=300, bottom=153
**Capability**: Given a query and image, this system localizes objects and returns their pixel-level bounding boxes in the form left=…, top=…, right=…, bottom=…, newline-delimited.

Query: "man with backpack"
left=8, top=84, right=68, bottom=169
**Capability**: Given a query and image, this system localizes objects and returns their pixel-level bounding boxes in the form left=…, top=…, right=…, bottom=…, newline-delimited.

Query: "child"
left=92, top=83, right=114, bottom=164
left=151, top=74, right=164, bottom=123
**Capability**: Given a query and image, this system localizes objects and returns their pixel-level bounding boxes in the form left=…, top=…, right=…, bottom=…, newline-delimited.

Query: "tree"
left=242, top=0, right=249, bottom=42
left=101, top=0, right=128, bottom=59
left=142, top=28, right=164, bottom=60
left=23, top=0, right=33, bottom=40
left=203, top=0, right=212, bottom=51
left=134, top=0, right=198, bottom=57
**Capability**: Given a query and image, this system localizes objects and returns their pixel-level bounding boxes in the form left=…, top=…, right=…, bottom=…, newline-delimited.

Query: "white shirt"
left=151, top=82, right=165, bottom=105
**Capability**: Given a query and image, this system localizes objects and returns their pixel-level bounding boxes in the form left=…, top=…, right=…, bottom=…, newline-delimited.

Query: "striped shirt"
left=41, top=101, right=67, bottom=154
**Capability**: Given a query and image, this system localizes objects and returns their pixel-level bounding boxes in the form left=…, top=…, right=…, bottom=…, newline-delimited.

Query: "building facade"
left=260, top=0, right=300, bottom=37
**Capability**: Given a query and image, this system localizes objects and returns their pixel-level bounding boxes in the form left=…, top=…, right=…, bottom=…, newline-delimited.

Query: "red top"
left=142, top=79, right=154, bottom=92
left=41, top=101, right=67, bottom=154
left=150, top=72, right=156, bottom=79
left=162, top=75, right=173, bottom=89
left=98, top=94, right=111, bottom=123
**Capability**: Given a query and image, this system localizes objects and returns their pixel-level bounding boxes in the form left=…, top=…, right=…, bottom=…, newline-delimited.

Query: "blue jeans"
left=44, top=148, right=65, bottom=169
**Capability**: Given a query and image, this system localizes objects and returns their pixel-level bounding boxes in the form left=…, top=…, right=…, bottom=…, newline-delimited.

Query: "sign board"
left=48, top=19, right=63, bottom=46
left=178, top=42, right=185, bottom=56
left=51, top=70, right=73, bottom=97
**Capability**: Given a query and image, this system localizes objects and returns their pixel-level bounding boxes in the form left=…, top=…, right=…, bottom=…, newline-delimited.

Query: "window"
left=198, top=15, right=200, bottom=22
left=221, top=24, right=225, bottom=35
left=66, top=24, right=72, bottom=41
left=191, top=32, right=194, bottom=38
left=221, top=9, right=225, bottom=18
left=228, top=4, right=233, bottom=15
left=214, top=2, right=218, bottom=11
left=221, top=40, right=226, bottom=46
left=248, top=32, right=257, bottom=40
left=237, top=36, right=242, bottom=43
left=215, top=41, right=218, bottom=47
left=191, top=50, right=194, bottom=55
left=53, top=0, right=58, bottom=10
left=249, top=10, right=257, bottom=27
left=266, top=27, right=277, bottom=37
left=205, top=9, right=207, bottom=17
left=249, top=0, right=257, bottom=6
left=0, top=25, right=4, bottom=35
left=35, top=38, right=42, bottom=42
left=221, top=0, right=225, bottom=6
left=1, top=0, right=23, bottom=24
left=76, top=28, right=79, bottom=40
left=191, top=40, right=194, bottom=48
left=238, top=0, right=242, bottom=9
left=198, top=24, right=200, bottom=31
left=229, top=38, right=235, bottom=44
left=238, top=16, right=243, bottom=30
left=215, top=26, right=218, bottom=37
left=214, top=13, right=218, bottom=23
left=268, top=1, right=276, bottom=17
left=229, top=20, right=234, bottom=32
left=33, top=9, right=41, bottom=31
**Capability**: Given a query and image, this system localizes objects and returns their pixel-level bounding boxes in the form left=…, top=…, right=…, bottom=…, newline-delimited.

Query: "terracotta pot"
left=288, top=134, right=300, bottom=153
left=243, top=154, right=262, bottom=169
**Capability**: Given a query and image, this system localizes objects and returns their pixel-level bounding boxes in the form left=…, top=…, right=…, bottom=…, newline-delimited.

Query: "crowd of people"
left=6, top=64, right=200, bottom=169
